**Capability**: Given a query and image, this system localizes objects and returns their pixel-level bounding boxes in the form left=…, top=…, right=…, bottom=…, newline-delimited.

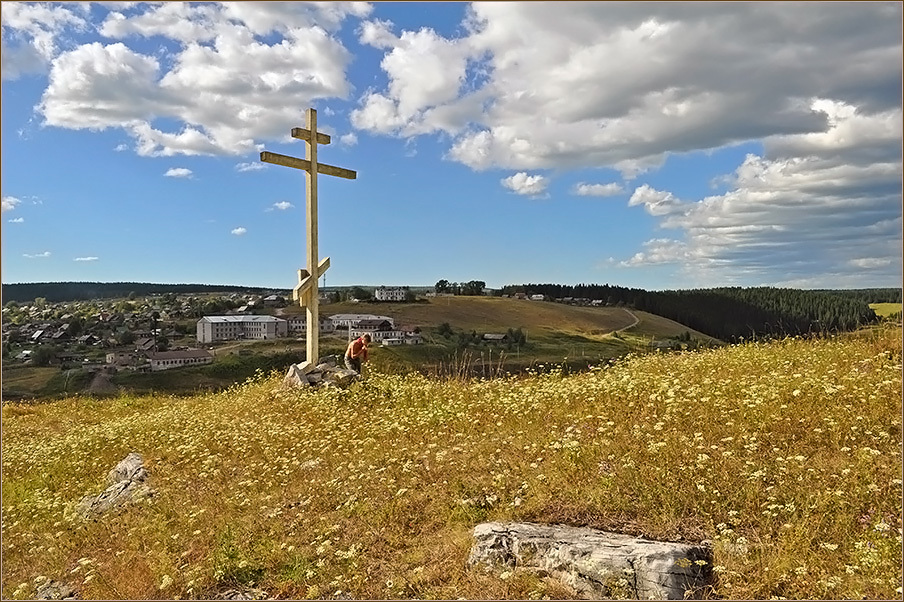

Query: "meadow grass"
left=2, top=326, right=901, bottom=600
left=871, top=303, right=903, bottom=319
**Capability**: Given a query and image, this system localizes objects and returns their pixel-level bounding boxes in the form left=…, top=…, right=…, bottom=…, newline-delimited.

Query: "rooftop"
left=199, top=315, right=285, bottom=323
left=147, top=350, right=213, bottom=360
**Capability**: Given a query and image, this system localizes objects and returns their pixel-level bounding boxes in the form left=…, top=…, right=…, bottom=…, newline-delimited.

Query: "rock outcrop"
left=283, top=356, right=359, bottom=388
left=75, top=453, right=155, bottom=519
left=216, top=587, right=271, bottom=600
left=35, top=579, right=78, bottom=600
left=469, top=522, right=712, bottom=600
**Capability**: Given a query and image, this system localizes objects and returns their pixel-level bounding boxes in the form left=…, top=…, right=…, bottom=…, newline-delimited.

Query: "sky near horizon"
left=1, top=2, right=902, bottom=292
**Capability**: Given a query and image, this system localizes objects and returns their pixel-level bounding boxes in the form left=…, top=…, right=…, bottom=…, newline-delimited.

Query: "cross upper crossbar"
left=291, top=127, right=331, bottom=145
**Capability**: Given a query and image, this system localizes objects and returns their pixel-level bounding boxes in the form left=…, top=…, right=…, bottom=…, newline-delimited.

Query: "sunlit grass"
left=870, top=303, right=903, bottom=318
left=2, top=326, right=900, bottom=599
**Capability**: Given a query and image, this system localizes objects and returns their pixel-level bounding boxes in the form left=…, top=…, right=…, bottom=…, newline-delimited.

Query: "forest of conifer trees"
left=501, top=284, right=899, bottom=341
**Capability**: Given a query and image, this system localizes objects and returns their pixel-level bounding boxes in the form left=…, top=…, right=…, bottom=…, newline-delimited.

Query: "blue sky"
left=2, top=2, right=901, bottom=291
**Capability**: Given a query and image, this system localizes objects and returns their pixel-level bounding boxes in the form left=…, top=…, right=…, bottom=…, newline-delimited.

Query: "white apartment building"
left=374, top=286, right=409, bottom=302
left=147, top=349, right=214, bottom=371
left=328, top=314, right=395, bottom=329
left=349, top=319, right=422, bottom=343
left=381, top=333, right=423, bottom=346
left=286, top=315, right=337, bottom=336
left=196, top=315, right=288, bottom=344
left=349, top=326, right=408, bottom=343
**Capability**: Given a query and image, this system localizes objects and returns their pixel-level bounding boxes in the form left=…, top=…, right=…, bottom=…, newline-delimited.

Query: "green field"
left=325, top=298, right=720, bottom=374
left=870, top=303, right=903, bottom=318
left=317, top=297, right=716, bottom=340
left=1, top=365, right=93, bottom=400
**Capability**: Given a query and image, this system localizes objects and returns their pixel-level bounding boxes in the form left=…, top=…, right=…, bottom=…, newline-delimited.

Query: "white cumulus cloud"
left=617, top=102, right=902, bottom=287
left=74, top=256, right=99, bottom=262
left=236, top=162, right=266, bottom=172
left=351, top=20, right=474, bottom=136
left=2, top=196, right=22, bottom=212
left=8, top=217, right=25, bottom=223
left=619, top=239, right=689, bottom=267
left=34, top=3, right=370, bottom=156
left=231, top=227, right=247, bottom=236
left=272, top=201, right=293, bottom=211
left=24, top=251, right=51, bottom=259
left=354, top=3, right=901, bottom=179
left=164, top=167, right=193, bottom=178
left=628, top=184, right=682, bottom=216
left=501, top=172, right=548, bottom=196
left=573, top=182, right=624, bottom=197
left=1, top=2, right=87, bottom=80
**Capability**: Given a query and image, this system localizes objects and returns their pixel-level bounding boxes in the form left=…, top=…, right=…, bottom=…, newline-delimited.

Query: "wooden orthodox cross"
left=260, top=108, right=356, bottom=364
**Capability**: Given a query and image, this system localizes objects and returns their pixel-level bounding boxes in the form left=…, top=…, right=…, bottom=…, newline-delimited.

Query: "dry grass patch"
left=2, top=327, right=900, bottom=599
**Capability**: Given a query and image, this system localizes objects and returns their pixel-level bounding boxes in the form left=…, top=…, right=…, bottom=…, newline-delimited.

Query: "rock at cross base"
left=75, top=453, right=155, bottom=519
left=328, top=368, right=359, bottom=386
left=468, top=522, right=713, bottom=600
left=314, top=355, right=337, bottom=371
left=283, top=362, right=314, bottom=387
left=282, top=359, right=360, bottom=388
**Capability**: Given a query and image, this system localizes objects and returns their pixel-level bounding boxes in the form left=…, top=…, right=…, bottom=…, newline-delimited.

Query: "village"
left=0, top=286, right=424, bottom=374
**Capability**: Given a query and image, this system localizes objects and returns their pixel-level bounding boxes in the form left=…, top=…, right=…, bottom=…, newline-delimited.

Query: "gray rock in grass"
left=469, top=522, right=713, bottom=600
left=75, top=453, right=155, bottom=519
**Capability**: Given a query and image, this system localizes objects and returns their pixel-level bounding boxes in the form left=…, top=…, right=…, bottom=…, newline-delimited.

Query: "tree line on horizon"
left=0, top=282, right=285, bottom=304
left=501, top=283, right=900, bottom=341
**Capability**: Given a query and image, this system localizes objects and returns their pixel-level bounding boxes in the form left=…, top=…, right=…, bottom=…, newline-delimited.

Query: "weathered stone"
left=315, top=355, right=337, bottom=370
left=295, top=360, right=317, bottom=375
left=283, top=363, right=313, bottom=387
left=217, top=587, right=270, bottom=600
left=76, top=453, right=155, bottom=519
left=106, top=452, right=146, bottom=484
left=327, top=368, right=359, bottom=386
left=469, top=522, right=712, bottom=600
left=35, top=579, right=77, bottom=600
left=306, top=372, right=323, bottom=384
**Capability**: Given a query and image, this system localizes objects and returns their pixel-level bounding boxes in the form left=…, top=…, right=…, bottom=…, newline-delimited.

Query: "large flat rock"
left=469, top=522, right=712, bottom=600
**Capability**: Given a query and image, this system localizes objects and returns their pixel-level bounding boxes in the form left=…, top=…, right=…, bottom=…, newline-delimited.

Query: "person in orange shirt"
left=344, top=333, right=371, bottom=373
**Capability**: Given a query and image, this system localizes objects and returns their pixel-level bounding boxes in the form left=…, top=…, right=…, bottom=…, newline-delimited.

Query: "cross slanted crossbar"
left=260, top=108, right=356, bottom=364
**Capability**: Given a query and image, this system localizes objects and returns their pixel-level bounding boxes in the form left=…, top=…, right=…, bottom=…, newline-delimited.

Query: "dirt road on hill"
left=615, top=308, right=640, bottom=332
left=88, top=370, right=119, bottom=395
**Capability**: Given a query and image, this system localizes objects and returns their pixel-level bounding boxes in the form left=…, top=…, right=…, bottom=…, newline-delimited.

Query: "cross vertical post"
left=260, top=108, right=356, bottom=366
left=304, top=108, right=320, bottom=363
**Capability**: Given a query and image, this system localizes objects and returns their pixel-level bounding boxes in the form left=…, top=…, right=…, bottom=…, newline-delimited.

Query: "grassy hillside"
left=3, top=298, right=717, bottom=401
left=2, top=326, right=900, bottom=600
left=319, top=297, right=720, bottom=375
left=870, top=302, right=903, bottom=318
left=317, top=296, right=715, bottom=340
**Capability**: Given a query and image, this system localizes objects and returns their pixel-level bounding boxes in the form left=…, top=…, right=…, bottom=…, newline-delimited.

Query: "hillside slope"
left=301, top=296, right=717, bottom=341
left=2, top=326, right=899, bottom=600
left=0, top=296, right=719, bottom=401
